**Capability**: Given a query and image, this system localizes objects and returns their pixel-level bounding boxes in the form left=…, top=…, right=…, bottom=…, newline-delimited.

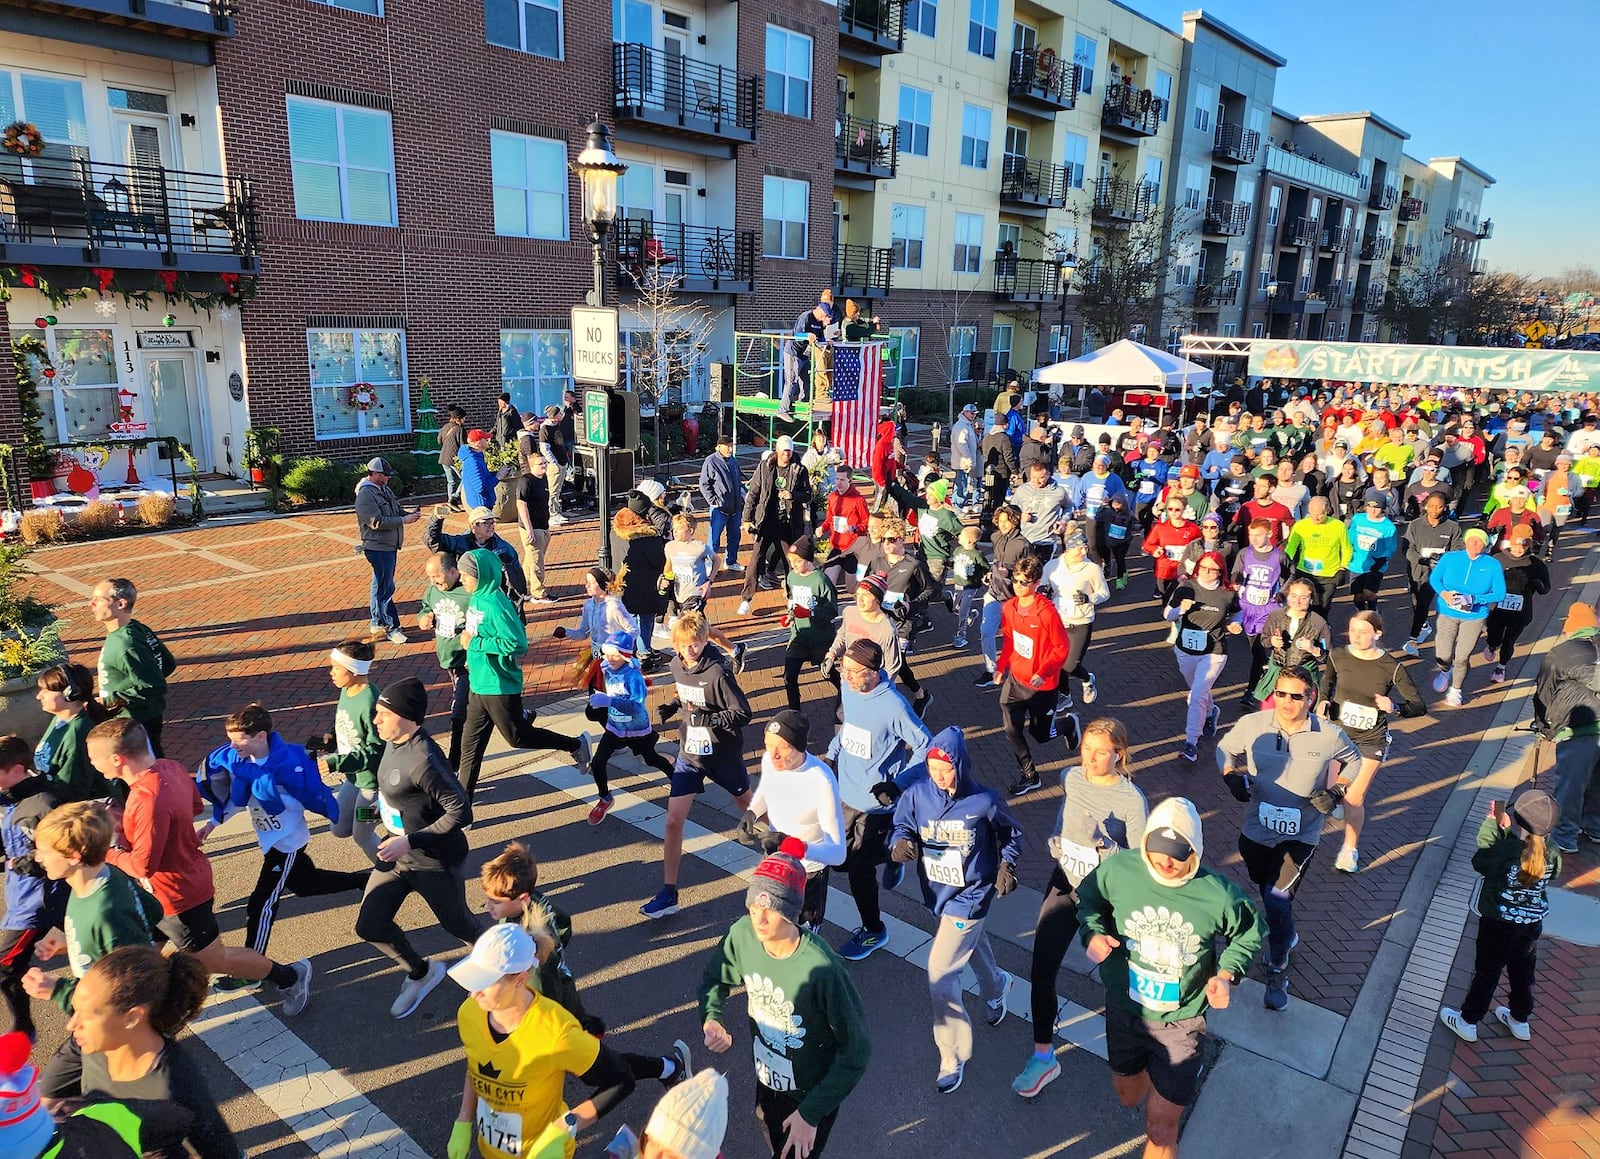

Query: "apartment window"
left=762, top=175, right=808, bottom=259
left=8, top=326, right=114, bottom=444
left=287, top=97, right=396, bottom=225
left=959, top=104, right=991, bottom=170
left=1267, top=185, right=1281, bottom=227
left=904, top=0, right=936, bottom=37
left=967, top=0, right=997, bottom=59
left=989, top=324, right=1013, bottom=378
left=501, top=330, right=572, bottom=417
left=1165, top=327, right=1181, bottom=354
left=1175, top=263, right=1192, bottom=287
left=1235, top=176, right=1254, bottom=208
left=486, top=0, right=562, bottom=58
left=1193, top=83, right=1213, bottom=134
left=1129, top=324, right=1147, bottom=344
left=1222, top=323, right=1237, bottom=338
left=1154, top=70, right=1173, bottom=122
left=888, top=328, right=919, bottom=388
left=953, top=212, right=983, bottom=274
left=317, top=0, right=381, bottom=12
left=897, top=85, right=932, bottom=158
left=1063, top=132, right=1087, bottom=189
left=1073, top=34, right=1096, bottom=94
left=1251, top=322, right=1265, bottom=339
left=308, top=328, right=408, bottom=439
left=1258, top=269, right=1271, bottom=292
left=949, top=325, right=977, bottom=382
left=490, top=131, right=567, bottom=238
left=890, top=203, right=925, bottom=270
left=1144, top=157, right=1163, bottom=204
left=1183, top=164, right=1203, bottom=211
left=0, top=73, right=90, bottom=174
left=765, top=26, right=812, bottom=117
left=1047, top=324, right=1072, bottom=361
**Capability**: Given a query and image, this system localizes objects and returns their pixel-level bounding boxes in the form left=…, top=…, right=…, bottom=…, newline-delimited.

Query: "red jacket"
left=997, top=595, right=1069, bottom=691
left=106, top=759, right=212, bottom=916
left=1142, top=520, right=1202, bottom=583
left=870, top=422, right=901, bottom=489
left=825, top=486, right=870, bottom=554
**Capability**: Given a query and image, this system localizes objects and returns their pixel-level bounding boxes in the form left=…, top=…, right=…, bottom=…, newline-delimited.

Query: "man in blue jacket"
left=889, top=725, right=1024, bottom=1094
left=699, top=434, right=745, bottom=574
left=458, top=428, right=496, bottom=512
left=424, top=505, right=529, bottom=603
left=1428, top=527, right=1507, bottom=707
left=826, top=638, right=932, bottom=962
left=199, top=704, right=369, bottom=977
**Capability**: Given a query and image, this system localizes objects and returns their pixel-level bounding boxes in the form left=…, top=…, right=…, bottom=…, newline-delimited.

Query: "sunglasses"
left=1273, top=688, right=1310, bottom=701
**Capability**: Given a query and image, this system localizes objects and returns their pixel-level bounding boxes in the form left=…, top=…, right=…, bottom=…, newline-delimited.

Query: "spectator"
left=458, top=429, right=495, bottom=512
left=438, top=405, right=467, bottom=511
left=354, top=458, right=419, bottom=646
left=698, top=433, right=745, bottom=575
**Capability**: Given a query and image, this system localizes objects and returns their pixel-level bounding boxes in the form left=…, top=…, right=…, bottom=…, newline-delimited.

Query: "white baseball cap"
left=774, top=435, right=794, bottom=453
left=448, top=924, right=537, bottom=992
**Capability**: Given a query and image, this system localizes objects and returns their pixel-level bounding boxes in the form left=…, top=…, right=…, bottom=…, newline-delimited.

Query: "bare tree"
left=1378, top=261, right=1457, bottom=344
left=1530, top=266, right=1600, bottom=341
left=622, top=260, right=718, bottom=468
left=918, top=276, right=988, bottom=424
left=1452, top=270, right=1535, bottom=346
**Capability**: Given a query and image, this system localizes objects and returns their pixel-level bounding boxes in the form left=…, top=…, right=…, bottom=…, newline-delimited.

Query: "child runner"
left=308, top=638, right=382, bottom=863
left=976, top=506, right=1031, bottom=687
left=999, top=553, right=1072, bottom=797
left=0, top=735, right=65, bottom=1039
left=1044, top=528, right=1109, bottom=710
left=32, top=665, right=112, bottom=802
left=780, top=536, right=838, bottom=712
left=554, top=567, right=639, bottom=660
left=949, top=524, right=990, bottom=651
left=586, top=632, right=676, bottom=826
left=663, top=512, right=744, bottom=669
left=419, top=553, right=473, bottom=766
left=88, top=579, right=177, bottom=759
left=1439, top=791, right=1560, bottom=1043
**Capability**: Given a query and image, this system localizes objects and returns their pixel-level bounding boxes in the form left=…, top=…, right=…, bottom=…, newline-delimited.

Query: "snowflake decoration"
left=94, top=299, right=117, bottom=318
left=218, top=306, right=235, bottom=322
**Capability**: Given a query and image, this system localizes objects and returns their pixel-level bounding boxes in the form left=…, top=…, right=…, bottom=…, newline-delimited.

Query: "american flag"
left=830, top=341, right=882, bottom=470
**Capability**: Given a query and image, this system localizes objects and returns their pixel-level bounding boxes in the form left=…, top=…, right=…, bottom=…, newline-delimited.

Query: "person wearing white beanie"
left=642, top=1068, right=729, bottom=1159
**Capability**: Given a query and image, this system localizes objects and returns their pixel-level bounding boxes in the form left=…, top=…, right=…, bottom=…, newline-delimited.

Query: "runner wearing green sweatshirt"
left=310, top=639, right=383, bottom=862
left=89, top=579, right=177, bottom=758
left=1284, top=498, right=1351, bottom=617
left=1076, top=796, right=1264, bottom=1159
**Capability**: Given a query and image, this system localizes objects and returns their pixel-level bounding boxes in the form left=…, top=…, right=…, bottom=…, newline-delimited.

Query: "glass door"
left=143, top=353, right=205, bottom=473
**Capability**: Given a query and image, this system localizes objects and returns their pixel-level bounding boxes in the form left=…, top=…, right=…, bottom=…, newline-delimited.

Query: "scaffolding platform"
left=729, top=331, right=900, bottom=453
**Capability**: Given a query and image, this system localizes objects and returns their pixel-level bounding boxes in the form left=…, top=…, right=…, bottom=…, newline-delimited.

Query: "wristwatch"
left=1216, top=970, right=1238, bottom=986
left=563, top=1113, right=579, bottom=1137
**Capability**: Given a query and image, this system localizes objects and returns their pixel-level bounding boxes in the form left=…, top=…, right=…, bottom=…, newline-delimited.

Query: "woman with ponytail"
left=1439, top=790, right=1561, bottom=1045
left=39, top=945, right=240, bottom=1158
left=34, top=664, right=113, bottom=802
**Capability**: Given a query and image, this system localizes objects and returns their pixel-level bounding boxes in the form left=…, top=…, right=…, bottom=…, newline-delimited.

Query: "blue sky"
left=1147, top=0, right=1597, bottom=279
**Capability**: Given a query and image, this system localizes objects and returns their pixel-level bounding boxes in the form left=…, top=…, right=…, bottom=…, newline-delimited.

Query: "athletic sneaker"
left=1268, top=932, right=1300, bottom=973
left=1008, top=772, right=1043, bottom=797
left=640, top=887, right=680, bottom=920
left=1334, top=846, right=1360, bottom=873
left=985, top=971, right=1015, bottom=1027
left=390, top=960, right=447, bottom=1019
left=1481, top=645, right=1497, bottom=664
left=1082, top=673, right=1099, bottom=704
left=1059, top=712, right=1082, bottom=751
left=1402, top=639, right=1420, bottom=658
left=757, top=576, right=780, bottom=592
left=973, top=671, right=999, bottom=690
left=1446, top=688, right=1464, bottom=707
left=733, top=642, right=748, bottom=674
left=588, top=795, right=613, bottom=826
left=1431, top=668, right=1450, bottom=693
left=1056, top=690, right=1075, bottom=711
left=1115, top=575, right=1128, bottom=590
left=1179, top=741, right=1198, bottom=763
left=936, top=1060, right=965, bottom=1094
left=737, top=600, right=752, bottom=616
left=548, top=514, right=570, bottom=527
left=1494, top=1005, right=1532, bottom=1041
left=723, top=563, right=745, bottom=575
left=212, top=976, right=261, bottom=993
left=1263, top=970, right=1290, bottom=1011
left=838, top=926, right=891, bottom=961
left=1438, top=1007, right=1478, bottom=1042
left=952, top=633, right=968, bottom=649
left=881, top=861, right=905, bottom=892
left=1491, top=664, right=1507, bottom=683
left=575, top=733, right=593, bottom=776
left=1416, top=622, right=1434, bottom=645
left=281, top=958, right=313, bottom=1017
left=1012, top=1054, right=1061, bottom=1099
left=1202, top=704, right=1221, bottom=738
left=914, top=691, right=934, bottom=719
left=1554, top=835, right=1580, bottom=854
left=663, top=1039, right=694, bottom=1088
left=387, top=629, right=408, bottom=645
left=526, top=596, right=557, bottom=607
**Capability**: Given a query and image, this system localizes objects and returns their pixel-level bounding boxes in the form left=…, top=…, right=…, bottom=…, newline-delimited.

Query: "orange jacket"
left=105, top=759, right=212, bottom=916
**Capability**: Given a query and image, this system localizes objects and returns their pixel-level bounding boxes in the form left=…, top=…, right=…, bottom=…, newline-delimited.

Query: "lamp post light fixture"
left=1055, top=250, right=1078, bottom=361
left=571, top=116, right=629, bottom=570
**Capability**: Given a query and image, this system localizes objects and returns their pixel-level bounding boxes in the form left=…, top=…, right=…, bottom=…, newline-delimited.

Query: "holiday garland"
left=2, top=122, right=44, bottom=158
left=0, top=265, right=258, bottom=314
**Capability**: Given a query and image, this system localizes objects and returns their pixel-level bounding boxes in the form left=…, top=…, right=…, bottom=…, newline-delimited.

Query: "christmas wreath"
left=348, top=382, right=379, bottom=411
left=2, top=122, right=45, bottom=158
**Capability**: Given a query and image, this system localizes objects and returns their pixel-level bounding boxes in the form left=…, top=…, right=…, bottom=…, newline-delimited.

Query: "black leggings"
left=1064, top=622, right=1093, bottom=681
left=1001, top=677, right=1056, bottom=779
left=355, top=862, right=485, bottom=977
left=459, top=691, right=580, bottom=799
left=1350, top=567, right=1384, bottom=611
left=0, top=927, right=42, bottom=1038
left=1483, top=610, right=1534, bottom=666
left=1408, top=577, right=1436, bottom=639
left=740, top=534, right=790, bottom=600
left=1301, top=573, right=1338, bottom=619
left=1461, top=916, right=1540, bottom=1023
left=783, top=636, right=834, bottom=711
left=842, top=805, right=894, bottom=933
left=245, top=845, right=369, bottom=957
left=757, top=1085, right=838, bottom=1159
left=591, top=730, right=674, bottom=798
left=1029, top=867, right=1079, bottom=1041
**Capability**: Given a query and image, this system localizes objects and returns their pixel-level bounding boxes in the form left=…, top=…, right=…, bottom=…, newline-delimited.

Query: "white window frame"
left=500, top=329, right=573, bottom=417
left=1047, top=323, right=1072, bottom=361
left=897, top=84, right=932, bottom=158
left=307, top=328, right=410, bottom=440
left=1184, top=163, right=1203, bottom=211
left=1175, top=263, right=1192, bottom=287
left=286, top=96, right=397, bottom=226
left=1251, top=322, right=1265, bottom=339
left=890, top=327, right=920, bottom=387
left=764, top=26, right=813, bottom=118
left=490, top=130, right=568, bottom=239
left=485, top=0, right=562, bottom=58
left=1073, top=34, right=1096, bottom=94
left=989, top=323, right=1013, bottom=378
left=1267, top=185, right=1281, bottom=227
left=890, top=203, right=925, bottom=270
left=1144, top=156, right=1163, bottom=204
left=1222, top=323, right=1237, bottom=338
left=948, top=325, right=977, bottom=382
left=320, top=0, right=382, bottom=11
left=967, top=0, right=998, bottom=59
left=1063, top=132, right=1087, bottom=189
left=959, top=103, right=991, bottom=170
left=1193, top=83, right=1214, bottom=134
left=762, top=175, right=808, bottom=259
left=953, top=211, right=984, bottom=274
left=1154, top=70, right=1173, bottom=122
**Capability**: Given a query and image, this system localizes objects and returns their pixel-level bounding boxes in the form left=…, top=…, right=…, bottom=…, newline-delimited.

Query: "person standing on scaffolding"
left=780, top=301, right=833, bottom=423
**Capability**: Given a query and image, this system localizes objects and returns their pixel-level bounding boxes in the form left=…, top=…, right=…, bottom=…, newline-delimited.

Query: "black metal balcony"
left=1321, top=226, right=1351, bottom=252
left=1476, top=218, right=1494, bottom=240
left=1398, top=196, right=1422, bottom=222
left=0, top=156, right=257, bottom=272
left=1000, top=156, right=1067, bottom=211
left=1369, top=184, right=1397, bottom=211
left=1194, top=273, right=1241, bottom=308
left=1393, top=242, right=1421, bottom=265
left=993, top=255, right=1062, bottom=302
left=1362, top=284, right=1386, bottom=311
left=1282, top=215, right=1320, bottom=247
left=613, top=218, right=756, bottom=295
left=838, top=0, right=903, bottom=59
left=1212, top=122, right=1259, bottom=165
left=834, top=243, right=892, bottom=300
left=1007, top=48, right=1078, bottom=115
left=1202, top=199, right=1249, bottom=236
left=834, top=115, right=896, bottom=186
left=1092, top=176, right=1154, bottom=223
left=1360, top=234, right=1392, bottom=262
left=19, top=0, right=236, bottom=44
left=1319, top=283, right=1347, bottom=309
left=1101, top=83, right=1162, bottom=138
left=612, top=43, right=759, bottom=149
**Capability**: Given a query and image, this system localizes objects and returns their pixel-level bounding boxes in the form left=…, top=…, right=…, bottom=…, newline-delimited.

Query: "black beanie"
left=766, top=709, right=810, bottom=752
left=378, top=677, right=428, bottom=724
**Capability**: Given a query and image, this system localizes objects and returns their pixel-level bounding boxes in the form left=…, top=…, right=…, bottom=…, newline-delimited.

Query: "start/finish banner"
left=1247, top=339, right=1600, bottom=393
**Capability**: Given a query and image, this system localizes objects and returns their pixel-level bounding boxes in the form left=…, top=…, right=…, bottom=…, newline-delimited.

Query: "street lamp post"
left=1265, top=280, right=1279, bottom=339
left=572, top=116, right=628, bottom=571
left=1056, top=251, right=1078, bottom=407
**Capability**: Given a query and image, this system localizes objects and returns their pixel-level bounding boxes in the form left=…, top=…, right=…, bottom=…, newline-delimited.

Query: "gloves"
left=996, top=862, right=1018, bottom=897
left=870, top=780, right=902, bottom=808
left=1223, top=772, right=1253, bottom=803
left=553, top=625, right=568, bottom=639
left=304, top=732, right=334, bottom=756
left=792, top=604, right=812, bottom=619
left=819, top=659, right=837, bottom=681
left=759, top=828, right=789, bottom=855
left=588, top=693, right=611, bottom=710
left=712, top=710, right=740, bottom=731
left=1309, top=783, right=1348, bottom=815
left=659, top=699, right=679, bottom=725
left=736, top=810, right=767, bottom=847
left=1073, top=590, right=1089, bottom=605
left=448, top=1120, right=473, bottom=1159
left=890, top=837, right=919, bottom=864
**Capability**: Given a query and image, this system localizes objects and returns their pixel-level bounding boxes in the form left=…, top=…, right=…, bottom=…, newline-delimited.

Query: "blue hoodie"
left=890, top=726, right=1024, bottom=921
left=1429, top=548, right=1507, bottom=621
left=826, top=675, right=933, bottom=814
left=594, top=658, right=653, bottom=738
left=201, top=732, right=339, bottom=852
left=458, top=442, right=496, bottom=511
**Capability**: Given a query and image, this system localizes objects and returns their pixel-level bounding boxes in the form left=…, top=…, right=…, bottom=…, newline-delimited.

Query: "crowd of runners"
left=0, top=376, right=1594, bottom=1159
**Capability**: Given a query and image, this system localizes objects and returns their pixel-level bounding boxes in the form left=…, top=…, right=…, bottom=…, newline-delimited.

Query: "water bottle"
left=605, top=1125, right=640, bottom=1158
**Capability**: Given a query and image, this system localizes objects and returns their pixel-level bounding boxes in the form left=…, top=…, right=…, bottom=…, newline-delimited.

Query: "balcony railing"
left=835, top=115, right=896, bottom=181
left=1007, top=48, right=1078, bottom=113
left=1202, top=198, right=1249, bottom=236
left=613, top=218, right=756, bottom=294
left=1000, top=156, right=1068, bottom=209
left=1282, top=215, right=1320, bottom=247
left=612, top=43, right=760, bottom=146
left=1263, top=145, right=1362, bottom=199
left=1393, top=242, right=1421, bottom=265
left=1092, top=176, right=1154, bottom=223
left=1212, top=122, right=1260, bottom=165
left=1398, top=196, right=1423, bottom=222
left=1194, top=273, right=1241, bottom=308
left=1321, top=225, right=1351, bottom=252
left=1476, top=218, right=1494, bottom=240
left=838, top=0, right=904, bottom=55
left=35, top=0, right=236, bottom=38
left=1360, top=234, right=1392, bottom=262
left=1102, top=82, right=1162, bottom=137
left=1363, top=284, right=1386, bottom=311
left=1472, top=258, right=1489, bottom=275
left=0, top=156, right=258, bottom=272
left=1369, top=184, right=1397, bottom=211
left=993, top=255, right=1062, bottom=301
left=1319, top=283, right=1347, bottom=309
left=833, top=243, right=892, bottom=300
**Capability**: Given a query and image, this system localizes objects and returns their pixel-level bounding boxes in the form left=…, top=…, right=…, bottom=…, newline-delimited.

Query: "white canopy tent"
left=1033, top=339, right=1214, bottom=391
